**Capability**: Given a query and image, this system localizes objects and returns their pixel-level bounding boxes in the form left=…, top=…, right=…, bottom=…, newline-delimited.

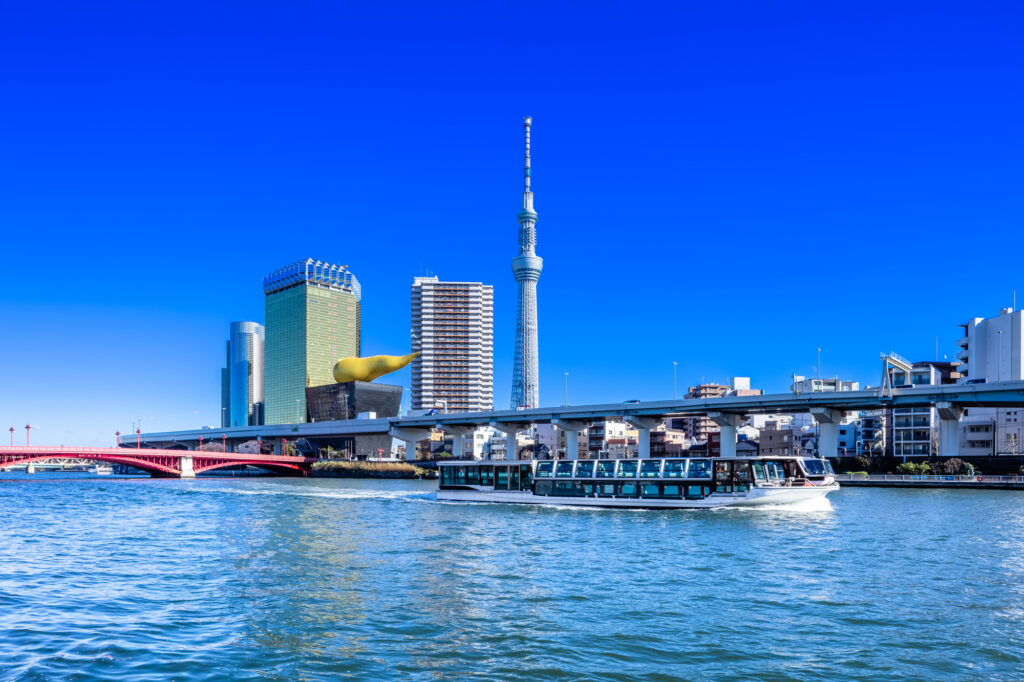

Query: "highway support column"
left=708, top=412, right=745, bottom=458
left=552, top=419, right=590, bottom=459
left=625, top=417, right=662, bottom=459
left=390, top=427, right=433, bottom=462
left=441, top=425, right=478, bottom=460
left=936, top=402, right=963, bottom=459
left=810, top=407, right=846, bottom=459
left=490, top=422, right=532, bottom=461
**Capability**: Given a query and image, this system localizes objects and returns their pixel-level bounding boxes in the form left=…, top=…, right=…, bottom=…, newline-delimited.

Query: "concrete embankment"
left=838, top=475, right=1024, bottom=490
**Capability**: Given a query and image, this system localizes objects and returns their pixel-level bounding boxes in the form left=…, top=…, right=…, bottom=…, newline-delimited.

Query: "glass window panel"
left=663, top=484, right=682, bottom=498
left=618, top=482, right=639, bottom=497
left=642, top=483, right=661, bottom=497
left=574, top=460, right=596, bottom=478
left=555, top=461, right=575, bottom=478
left=495, top=467, right=509, bottom=490
left=687, top=459, right=712, bottom=479
left=663, top=460, right=685, bottom=478
left=596, top=461, right=617, bottom=478
left=640, top=460, right=662, bottom=478
left=535, top=461, right=554, bottom=477
left=617, top=461, right=638, bottom=478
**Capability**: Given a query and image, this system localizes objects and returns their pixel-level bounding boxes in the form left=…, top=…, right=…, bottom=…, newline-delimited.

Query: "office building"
left=411, top=276, right=494, bottom=413
left=220, top=322, right=265, bottom=427
left=511, top=116, right=543, bottom=409
left=889, top=361, right=959, bottom=458
left=263, top=259, right=361, bottom=424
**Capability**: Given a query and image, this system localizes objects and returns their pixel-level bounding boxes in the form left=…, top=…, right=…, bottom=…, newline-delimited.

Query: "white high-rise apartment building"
left=957, top=308, right=1024, bottom=455
left=411, top=277, right=494, bottom=413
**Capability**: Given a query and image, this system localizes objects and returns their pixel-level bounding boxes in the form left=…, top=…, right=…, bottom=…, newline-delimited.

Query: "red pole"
left=199, top=436, right=203, bottom=451
left=25, top=425, right=31, bottom=447
left=116, top=431, right=120, bottom=448
left=222, top=433, right=226, bottom=452
left=136, top=429, right=141, bottom=449
left=9, top=427, right=13, bottom=447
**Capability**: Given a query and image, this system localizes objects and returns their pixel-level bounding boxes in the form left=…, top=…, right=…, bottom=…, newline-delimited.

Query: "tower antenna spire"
left=523, top=116, right=532, bottom=193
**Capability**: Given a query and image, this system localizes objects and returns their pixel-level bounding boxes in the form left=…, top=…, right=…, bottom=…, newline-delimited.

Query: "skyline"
left=2, top=1, right=1023, bottom=445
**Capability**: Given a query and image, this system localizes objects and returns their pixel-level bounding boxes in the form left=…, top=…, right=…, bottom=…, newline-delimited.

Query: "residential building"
left=681, top=378, right=762, bottom=441
left=221, top=322, right=265, bottom=427
left=957, top=308, right=1024, bottom=455
left=410, top=276, right=494, bottom=413
left=263, top=259, right=361, bottom=424
left=855, top=410, right=886, bottom=456
left=889, top=361, right=959, bottom=458
left=588, top=420, right=628, bottom=458
left=650, top=423, right=687, bottom=457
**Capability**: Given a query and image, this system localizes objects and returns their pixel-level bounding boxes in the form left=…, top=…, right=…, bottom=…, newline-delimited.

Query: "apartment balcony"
left=956, top=348, right=969, bottom=362
left=956, top=336, right=969, bottom=349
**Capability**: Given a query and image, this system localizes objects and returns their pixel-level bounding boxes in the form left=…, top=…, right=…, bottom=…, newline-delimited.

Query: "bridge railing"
left=836, top=473, right=1024, bottom=484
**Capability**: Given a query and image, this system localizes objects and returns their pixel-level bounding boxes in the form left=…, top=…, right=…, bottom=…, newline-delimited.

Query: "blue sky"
left=1, top=1, right=1022, bottom=445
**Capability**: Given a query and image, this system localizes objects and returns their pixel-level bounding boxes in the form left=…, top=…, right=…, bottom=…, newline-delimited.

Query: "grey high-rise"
left=221, top=321, right=265, bottom=427
left=511, top=116, right=542, bottom=409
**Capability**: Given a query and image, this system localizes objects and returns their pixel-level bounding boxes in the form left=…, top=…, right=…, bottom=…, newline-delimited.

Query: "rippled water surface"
left=2, top=474, right=1024, bottom=680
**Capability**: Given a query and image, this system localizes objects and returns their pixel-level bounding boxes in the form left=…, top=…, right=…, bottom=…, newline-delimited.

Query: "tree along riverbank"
left=311, top=461, right=437, bottom=479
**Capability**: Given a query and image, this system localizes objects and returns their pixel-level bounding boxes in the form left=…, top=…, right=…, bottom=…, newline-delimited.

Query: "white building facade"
left=411, top=276, right=494, bottom=413
left=958, top=308, right=1024, bottom=455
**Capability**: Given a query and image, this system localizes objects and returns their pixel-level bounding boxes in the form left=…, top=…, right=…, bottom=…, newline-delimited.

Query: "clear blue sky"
left=1, top=1, right=1022, bottom=445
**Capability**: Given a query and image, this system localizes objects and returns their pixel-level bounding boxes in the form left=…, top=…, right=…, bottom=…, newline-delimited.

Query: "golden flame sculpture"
left=332, top=352, right=419, bottom=383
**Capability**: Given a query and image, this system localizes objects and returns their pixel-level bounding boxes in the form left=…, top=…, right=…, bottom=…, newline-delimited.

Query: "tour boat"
left=90, top=464, right=114, bottom=476
left=437, top=456, right=838, bottom=509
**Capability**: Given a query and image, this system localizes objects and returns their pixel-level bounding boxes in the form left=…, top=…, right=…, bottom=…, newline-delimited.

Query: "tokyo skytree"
left=511, top=116, right=542, bottom=409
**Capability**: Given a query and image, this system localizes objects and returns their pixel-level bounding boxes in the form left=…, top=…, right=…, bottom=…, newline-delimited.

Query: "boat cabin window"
left=510, top=465, right=521, bottom=490
left=685, top=485, right=710, bottom=499
left=642, top=483, right=661, bottom=497
left=495, top=466, right=509, bottom=490
left=555, top=461, right=575, bottom=478
left=663, top=460, right=685, bottom=478
left=535, top=480, right=553, bottom=495
left=687, top=459, right=712, bottom=479
left=440, top=466, right=454, bottom=486
left=596, top=461, right=617, bottom=478
left=764, top=461, right=786, bottom=480
left=480, top=466, right=493, bottom=486
left=467, top=467, right=480, bottom=485
left=662, top=484, right=682, bottom=499
left=618, top=482, right=639, bottom=497
left=455, top=466, right=467, bottom=485
left=617, top=460, right=638, bottom=478
left=574, top=460, right=596, bottom=478
left=640, top=460, right=662, bottom=478
left=595, top=483, right=616, bottom=497
left=520, top=464, right=532, bottom=488
left=536, top=461, right=554, bottom=477
left=751, top=461, right=766, bottom=481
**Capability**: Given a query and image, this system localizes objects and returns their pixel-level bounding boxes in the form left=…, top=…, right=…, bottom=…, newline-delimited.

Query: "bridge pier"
left=490, top=422, right=532, bottom=460
left=441, top=425, right=477, bottom=460
left=390, top=427, right=432, bottom=462
left=180, top=455, right=196, bottom=478
left=811, top=407, right=846, bottom=459
left=936, top=402, right=963, bottom=459
left=552, top=419, right=589, bottom=459
left=625, top=417, right=661, bottom=459
left=708, top=412, right=745, bottom=458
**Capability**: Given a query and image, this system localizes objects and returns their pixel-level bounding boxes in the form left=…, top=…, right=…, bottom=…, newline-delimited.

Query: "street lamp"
left=136, top=429, right=141, bottom=449
left=115, top=431, right=120, bottom=448
left=9, top=427, right=13, bottom=447
left=563, top=372, right=569, bottom=406
left=25, top=425, right=31, bottom=447
left=672, top=362, right=678, bottom=399
left=222, top=433, right=227, bottom=453
left=817, top=348, right=822, bottom=380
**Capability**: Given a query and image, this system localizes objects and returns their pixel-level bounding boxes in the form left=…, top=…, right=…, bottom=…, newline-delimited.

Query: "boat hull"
left=437, top=483, right=837, bottom=509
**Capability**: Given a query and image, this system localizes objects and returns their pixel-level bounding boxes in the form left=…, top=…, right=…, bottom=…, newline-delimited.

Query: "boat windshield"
left=802, top=458, right=828, bottom=476
left=536, top=461, right=554, bottom=477
left=575, top=460, right=596, bottom=478
left=596, top=461, right=617, bottom=478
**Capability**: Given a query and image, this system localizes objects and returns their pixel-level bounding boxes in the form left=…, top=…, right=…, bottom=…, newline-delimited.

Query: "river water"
left=1, top=474, right=1023, bottom=680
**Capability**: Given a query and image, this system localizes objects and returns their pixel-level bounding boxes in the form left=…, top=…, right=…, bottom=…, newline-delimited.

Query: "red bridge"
left=0, top=446, right=316, bottom=478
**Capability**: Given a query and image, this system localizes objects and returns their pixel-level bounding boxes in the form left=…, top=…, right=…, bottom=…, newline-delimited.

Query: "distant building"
left=791, top=376, right=860, bottom=393
left=410, top=276, right=494, bottom=413
left=263, top=259, right=361, bottom=424
left=588, top=420, right=628, bottom=458
left=221, top=322, right=265, bottom=427
left=957, top=308, right=1024, bottom=455
left=855, top=410, right=886, bottom=456
left=681, top=378, right=762, bottom=441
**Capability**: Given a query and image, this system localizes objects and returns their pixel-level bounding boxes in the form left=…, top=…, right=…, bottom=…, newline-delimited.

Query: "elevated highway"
left=127, top=381, right=1024, bottom=462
